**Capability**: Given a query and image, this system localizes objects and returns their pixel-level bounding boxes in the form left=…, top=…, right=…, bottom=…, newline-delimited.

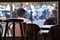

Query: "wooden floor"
left=1, top=34, right=44, bottom=40
left=2, top=37, right=27, bottom=40
left=1, top=33, right=51, bottom=40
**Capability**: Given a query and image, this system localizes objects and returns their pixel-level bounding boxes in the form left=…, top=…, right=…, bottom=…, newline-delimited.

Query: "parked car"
left=0, top=9, right=10, bottom=18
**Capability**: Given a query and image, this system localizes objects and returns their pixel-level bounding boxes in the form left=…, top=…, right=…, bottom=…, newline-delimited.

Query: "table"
left=40, top=25, right=54, bottom=28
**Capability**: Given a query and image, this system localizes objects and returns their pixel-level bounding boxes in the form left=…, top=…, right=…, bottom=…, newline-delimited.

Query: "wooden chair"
left=26, top=23, right=40, bottom=40
left=0, top=24, right=3, bottom=40
left=3, top=18, right=24, bottom=40
left=47, top=25, right=60, bottom=40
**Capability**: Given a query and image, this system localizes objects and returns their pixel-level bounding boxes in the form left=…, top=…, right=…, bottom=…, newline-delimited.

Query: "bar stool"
left=3, top=18, right=24, bottom=40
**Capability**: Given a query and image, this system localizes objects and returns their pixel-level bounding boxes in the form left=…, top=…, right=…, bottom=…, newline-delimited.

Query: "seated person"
left=44, top=18, right=56, bottom=25
left=16, top=8, right=32, bottom=23
left=7, top=8, right=31, bottom=37
left=44, top=10, right=57, bottom=25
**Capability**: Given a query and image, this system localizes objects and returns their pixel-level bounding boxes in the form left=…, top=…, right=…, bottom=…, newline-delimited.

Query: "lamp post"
left=29, top=9, right=33, bottom=23
left=10, top=2, right=13, bottom=18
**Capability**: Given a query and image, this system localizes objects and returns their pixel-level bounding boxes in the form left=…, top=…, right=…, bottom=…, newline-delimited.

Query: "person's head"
left=36, top=4, right=41, bottom=8
left=52, top=10, right=57, bottom=18
left=16, top=8, right=26, bottom=18
left=49, top=10, right=57, bottom=18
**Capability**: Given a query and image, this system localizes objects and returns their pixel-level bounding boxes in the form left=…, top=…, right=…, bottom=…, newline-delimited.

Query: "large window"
left=0, top=2, right=58, bottom=37
left=0, top=2, right=58, bottom=25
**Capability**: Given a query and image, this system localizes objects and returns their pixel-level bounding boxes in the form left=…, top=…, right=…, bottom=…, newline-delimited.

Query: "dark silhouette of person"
left=44, top=10, right=57, bottom=25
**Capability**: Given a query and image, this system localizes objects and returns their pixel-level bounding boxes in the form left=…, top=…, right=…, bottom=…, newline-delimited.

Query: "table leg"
left=43, top=34, right=47, bottom=40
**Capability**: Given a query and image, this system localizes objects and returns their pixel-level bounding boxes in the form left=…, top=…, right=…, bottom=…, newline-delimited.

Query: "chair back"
left=26, top=23, right=40, bottom=33
left=26, top=23, right=40, bottom=40
left=48, top=25, right=60, bottom=40
left=4, top=18, right=24, bottom=40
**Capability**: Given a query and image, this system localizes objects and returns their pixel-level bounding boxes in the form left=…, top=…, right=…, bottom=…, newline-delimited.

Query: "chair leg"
left=4, top=22, right=9, bottom=40
left=13, top=22, right=15, bottom=40
left=0, top=33, right=2, bottom=40
left=19, top=22, right=24, bottom=40
left=27, top=31, right=33, bottom=40
left=27, top=31, right=28, bottom=40
left=35, top=32, right=37, bottom=40
left=43, top=34, right=47, bottom=40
